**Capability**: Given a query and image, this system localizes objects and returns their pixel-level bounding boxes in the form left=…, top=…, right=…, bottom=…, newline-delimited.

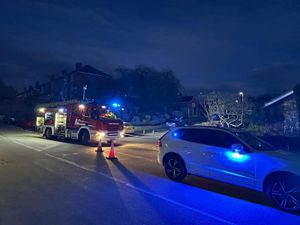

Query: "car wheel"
left=45, top=128, right=52, bottom=139
left=164, top=154, right=187, bottom=181
left=79, top=130, right=90, bottom=145
left=267, top=175, right=300, bottom=212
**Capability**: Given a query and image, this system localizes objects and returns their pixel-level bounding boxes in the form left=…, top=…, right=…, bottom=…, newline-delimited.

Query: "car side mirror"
left=231, top=143, right=246, bottom=154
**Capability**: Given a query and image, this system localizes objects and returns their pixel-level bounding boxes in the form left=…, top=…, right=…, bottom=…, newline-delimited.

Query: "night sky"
left=1, top=0, right=299, bottom=94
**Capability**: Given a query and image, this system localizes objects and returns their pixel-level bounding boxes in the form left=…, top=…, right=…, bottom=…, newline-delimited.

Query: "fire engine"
left=35, top=100, right=124, bottom=144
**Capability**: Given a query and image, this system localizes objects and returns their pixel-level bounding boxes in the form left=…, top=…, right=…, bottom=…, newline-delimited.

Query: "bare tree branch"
left=197, top=92, right=244, bottom=128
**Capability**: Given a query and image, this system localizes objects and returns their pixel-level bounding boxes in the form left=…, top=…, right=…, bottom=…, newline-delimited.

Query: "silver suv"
left=157, top=126, right=300, bottom=212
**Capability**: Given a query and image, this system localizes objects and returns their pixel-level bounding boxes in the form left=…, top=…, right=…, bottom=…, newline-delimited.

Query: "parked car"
left=157, top=126, right=300, bottom=212
left=1, top=116, right=16, bottom=125
left=123, top=122, right=135, bottom=134
left=166, top=117, right=187, bottom=128
left=16, top=119, right=35, bottom=130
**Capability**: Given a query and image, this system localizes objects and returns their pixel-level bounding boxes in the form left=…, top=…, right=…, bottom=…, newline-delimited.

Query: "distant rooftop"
left=73, top=63, right=111, bottom=78
left=179, top=96, right=194, bottom=103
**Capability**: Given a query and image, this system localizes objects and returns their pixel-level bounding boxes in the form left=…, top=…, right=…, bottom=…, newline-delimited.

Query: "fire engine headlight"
left=38, top=108, right=45, bottom=113
left=96, top=132, right=105, bottom=140
left=120, top=131, right=125, bottom=138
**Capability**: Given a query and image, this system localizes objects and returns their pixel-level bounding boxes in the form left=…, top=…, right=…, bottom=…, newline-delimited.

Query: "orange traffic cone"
left=106, top=140, right=117, bottom=160
left=95, top=141, right=103, bottom=152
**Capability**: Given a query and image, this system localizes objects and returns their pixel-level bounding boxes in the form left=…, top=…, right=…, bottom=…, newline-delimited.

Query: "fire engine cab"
left=35, top=100, right=124, bottom=144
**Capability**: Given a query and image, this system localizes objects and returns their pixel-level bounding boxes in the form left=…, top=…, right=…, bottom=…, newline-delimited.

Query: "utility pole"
left=83, top=85, right=87, bottom=100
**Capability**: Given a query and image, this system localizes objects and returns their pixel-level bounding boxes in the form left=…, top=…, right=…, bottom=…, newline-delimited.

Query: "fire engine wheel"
left=45, top=128, right=52, bottom=139
left=79, top=130, right=90, bottom=145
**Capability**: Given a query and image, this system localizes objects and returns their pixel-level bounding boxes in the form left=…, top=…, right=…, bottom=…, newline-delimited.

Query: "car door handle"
left=184, top=150, right=191, bottom=155
left=204, top=152, right=218, bottom=157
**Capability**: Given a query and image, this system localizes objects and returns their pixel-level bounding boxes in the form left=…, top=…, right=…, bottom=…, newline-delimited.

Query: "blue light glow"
left=112, top=102, right=121, bottom=108
left=172, top=132, right=178, bottom=137
left=225, top=151, right=250, bottom=162
left=231, top=152, right=244, bottom=159
left=208, top=166, right=255, bottom=180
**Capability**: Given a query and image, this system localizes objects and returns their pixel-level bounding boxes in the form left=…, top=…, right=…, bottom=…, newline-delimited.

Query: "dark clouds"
left=250, top=63, right=300, bottom=94
left=0, top=0, right=299, bottom=93
left=0, top=38, right=69, bottom=88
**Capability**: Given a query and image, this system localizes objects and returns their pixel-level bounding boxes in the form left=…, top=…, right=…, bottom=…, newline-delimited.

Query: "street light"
left=82, top=85, right=87, bottom=100
left=239, top=91, right=244, bottom=126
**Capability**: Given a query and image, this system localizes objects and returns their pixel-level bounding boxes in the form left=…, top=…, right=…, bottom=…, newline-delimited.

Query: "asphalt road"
left=0, top=125, right=299, bottom=225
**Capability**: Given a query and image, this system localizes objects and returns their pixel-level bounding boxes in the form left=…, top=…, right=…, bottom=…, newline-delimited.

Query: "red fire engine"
left=35, top=100, right=124, bottom=144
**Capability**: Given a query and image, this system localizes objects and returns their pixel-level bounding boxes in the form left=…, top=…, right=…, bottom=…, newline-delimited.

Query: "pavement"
left=0, top=124, right=299, bottom=225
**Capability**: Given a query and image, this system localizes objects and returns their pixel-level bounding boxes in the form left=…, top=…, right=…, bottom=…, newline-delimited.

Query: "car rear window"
left=174, top=128, right=206, bottom=143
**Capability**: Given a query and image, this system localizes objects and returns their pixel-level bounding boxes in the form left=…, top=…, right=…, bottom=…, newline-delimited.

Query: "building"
left=18, top=63, right=113, bottom=102
left=171, top=96, right=205, bottom=122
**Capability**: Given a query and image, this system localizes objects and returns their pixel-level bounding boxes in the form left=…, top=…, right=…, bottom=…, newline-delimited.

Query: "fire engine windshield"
left=99, top=109, right=117, bottom=119
left=91, top=107, right=117, bottom=120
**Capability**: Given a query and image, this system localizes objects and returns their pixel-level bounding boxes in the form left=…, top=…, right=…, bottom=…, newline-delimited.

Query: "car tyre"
left=267, top=174, right=300, bottom=212
left=79, top=130, right=90, bottom=145
left=45, top=128, right=52, bottom=139
left=164, top=154, right=187, bottom=181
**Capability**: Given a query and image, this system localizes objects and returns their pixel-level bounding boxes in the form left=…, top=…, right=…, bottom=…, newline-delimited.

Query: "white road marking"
left=72, top=152, right=80, bottom=155
left=11, top=140, right=42, bottom=152
left=61, top=152, right=81, bottom=157
left=11, top=137, right=62, bottom=152
left=43, top=144, right=63, bottom=150
left=45, top=153, right=125, bottom=184
left=45, top=152, right=235, bottom=225
left=8, top=135, right=235, bottom=224
left=8, top=137, right=235, bottom=224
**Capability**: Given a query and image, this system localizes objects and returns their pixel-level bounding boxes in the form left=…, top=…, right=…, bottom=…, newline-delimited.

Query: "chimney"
left=75, top=62, right=82, bottom=71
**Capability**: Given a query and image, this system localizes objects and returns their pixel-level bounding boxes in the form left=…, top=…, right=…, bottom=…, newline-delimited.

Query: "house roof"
left=77, top=65, right=112, bottom=78
left=264, top=90, right=294, bottom=107
left=179, top=96, right=194, bottom=103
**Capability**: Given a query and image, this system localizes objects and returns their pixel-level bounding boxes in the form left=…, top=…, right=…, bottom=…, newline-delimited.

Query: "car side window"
left=205, top=130, right=241, bottom=149
left=177, top=128, right=242, bottom=149
left=177, top=129, right=196, bottom=142
left=191, top=129, right=209, bottom=144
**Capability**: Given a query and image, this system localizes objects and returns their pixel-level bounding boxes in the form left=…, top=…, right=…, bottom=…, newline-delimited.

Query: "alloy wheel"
left=270, top=178, right=300, bottom=211
left=166, top=158, right=182, bottom=179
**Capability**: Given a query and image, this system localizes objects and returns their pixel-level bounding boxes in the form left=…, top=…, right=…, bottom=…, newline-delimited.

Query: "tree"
left=293, top=83, right=300, bottom=125
left=115, top=65, right=182, bottom=112
left=0, top=79, right=17, bottom=103
left=198, top=91, right=246, bottom=128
